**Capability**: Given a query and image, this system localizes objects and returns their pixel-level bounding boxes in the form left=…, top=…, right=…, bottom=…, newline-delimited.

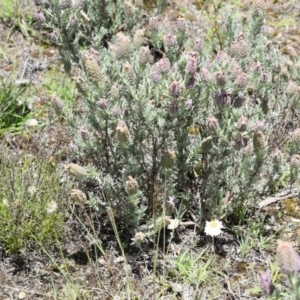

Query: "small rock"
left=18, top=291, right=26, bottom=299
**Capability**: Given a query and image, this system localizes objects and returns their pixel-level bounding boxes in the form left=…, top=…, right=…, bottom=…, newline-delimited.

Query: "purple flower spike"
left=260, top=269, right=275, bottom=296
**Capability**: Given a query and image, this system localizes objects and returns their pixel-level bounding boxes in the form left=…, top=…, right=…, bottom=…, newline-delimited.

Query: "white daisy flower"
left=204, top=219, right=224, bottom=237
left=25, top=119, right=38, bottom=128
left=167, top=218, right=181, bottom=230
left=27, top=185, right=37, bottom=196
left=132, top=232, right=146, bottom=244
left=46, top=201, right=58, bottom=213
left=2, top=198, right=9, bottom=207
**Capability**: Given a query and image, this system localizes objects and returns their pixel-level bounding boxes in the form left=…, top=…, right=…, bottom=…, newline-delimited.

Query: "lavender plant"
left=35, top=0, right=144, bottom=73
left=45, top=1, right=300, bottom=235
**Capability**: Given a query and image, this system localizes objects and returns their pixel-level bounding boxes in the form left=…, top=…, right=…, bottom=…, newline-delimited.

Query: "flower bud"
left=215, top=70, right=227, bottom=87
left=186, top=75, right=196, bottom=89
left=243, top=142, right=254, bottom=156
left=260, top=270, right=274, bottom=296
left=126, top=176, right=139, bottom=195
left=286, top=80, right=300, bottom=96
left=74, top=76, right=89, bottom=96
left=133, top=29, right=145, bottom=47
left=236, top=116, right=248, bottom=132
left=134, top=0, right=143, bottom=8
left=214, top=90, right=231, bottom=106
left=232, top=94, right=245, bottom=108
left=71, top=189, right=87, bottom=204
left=162, top=149, right=176, bottom=168
left=291, top=128, right=300, bottom=144
left=252, top=0, right=265, bottom=17
left=124, top=1, right=134, bottom=16
left=169, top=100, right=178, bottom=113
left=229, top=59, right=243, bottom=80
left=157, top=55, right=171, bottom=73
left=148, top=17, right=159, bottom=32
left=150, top=71, right=161, bottom=83
left=253, top=130, right=265, bottom=152
left=133, top=232, right=146, bottom=243
left=66, top=163, right=87, bottom=179
left=200, top=68, right=213, bottom=84
left=111, top=83, right=120, bottom=99
left=290, top=154, right=300, bottom=168
left=116, top=121, right=130, bottom=144
left=34, top=0, right=43, bottom=5
left=112, top=107, right=121, bottom=117
left=207, top=117, right=219, bottom=131
left=122, top=62, right=135, bottom=83
left=176, top=18, right=187, bottom=33
left=185, top=55, right=199, bottom=74
left=164, top=34, right=177, bottom=48
left=194, top=39, right=203, bottom=52
left=78, top=126, right=90, bottom=140
left=97, top=98, right=108, bottom=109
left=70, top=15, right=79, bottom=28
left=233, top=134, right=247, bottom=150
left=60, top=0, right=72, bottom=9
left=114, top=32, right=132, bottom=60
left=81, top=50, right=102, bottom=84
left=234, top=71, right=248, bottom=89
left=138, top=46, right=153, bottom=66
left=34, top=8, right=46, bottom=24
left=261, top=98, right=268, bottom=115
left=230, top=33, right=250, bottom=59
left=49, top=31, right=58, bottom=43
left=276, top=240, right=300, bottom=274
left=169, top=81, right=180, bottom=98
left=215, top=50, right=230, bottom=65
left=73, top=0, right=85, bottom=9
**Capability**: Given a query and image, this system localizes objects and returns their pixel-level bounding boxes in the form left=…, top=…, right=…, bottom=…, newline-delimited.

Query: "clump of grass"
left=0, top=0, right=34, bottom=39
left=0, top=147, right=66, bottom=254
left=0, top=79, right=30, bottom=136
left=0, top=0, right=20, bottom=23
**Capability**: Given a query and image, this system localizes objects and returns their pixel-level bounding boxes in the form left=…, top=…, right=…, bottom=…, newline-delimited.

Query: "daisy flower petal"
left=204, top=219, right=224, bottom=237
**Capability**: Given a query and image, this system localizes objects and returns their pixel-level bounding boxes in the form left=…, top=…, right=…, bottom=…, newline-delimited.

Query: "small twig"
left=0, top=284, right=50, bottom=297
left=20, top=58, right=29, bottom=81
left=224, top=276, right=237, bottom=300
left=258, top=190, right=298, bottom=209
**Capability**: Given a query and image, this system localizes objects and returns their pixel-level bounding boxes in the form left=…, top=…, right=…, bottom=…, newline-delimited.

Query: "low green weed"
left=43, top=70, right=76, bottom=106
left=171, top=247, right=213, bottom=283
left=237, top=235, right=253, bottom=257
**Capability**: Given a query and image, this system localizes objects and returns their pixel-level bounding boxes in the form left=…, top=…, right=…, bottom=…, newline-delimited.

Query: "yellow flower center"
left=210, top=220, right=217, bottom=228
